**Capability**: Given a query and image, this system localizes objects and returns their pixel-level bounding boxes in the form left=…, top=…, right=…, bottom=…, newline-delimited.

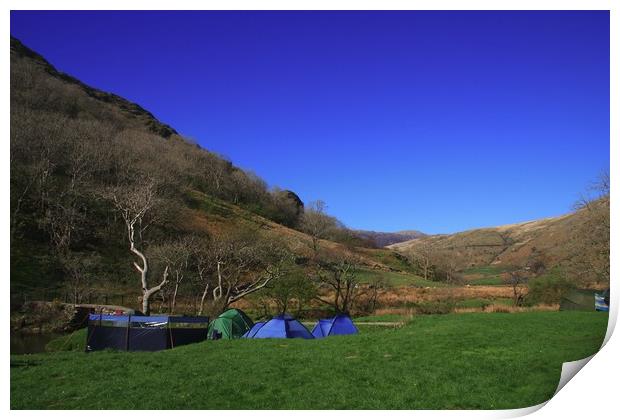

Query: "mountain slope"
left=10, top=36, right=407, bottom=300
left=11, top=37, right=177, bottom=138
left=354, top=230, right=427, bottom=247
left=388, top=209, right=596, bottom=271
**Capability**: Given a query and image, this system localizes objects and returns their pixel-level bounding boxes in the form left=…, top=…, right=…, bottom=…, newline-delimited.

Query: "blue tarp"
left=311, top=314, right=358, bottom=338
left=243, top=314, right=313, bottom=339
left=595, top=293, right=609, bottom=312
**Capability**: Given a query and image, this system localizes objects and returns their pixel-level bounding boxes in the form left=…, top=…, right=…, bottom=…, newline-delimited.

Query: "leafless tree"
left=195, top=231, right=290, bottom=315
left=431, top=251, right=461, bottom=284
left=194, top=239, right=213, bottom=316
left=151, top=236, right=196, bottom=314
left=300, top=200, right=338, bottom=256
left=569, top=171, right=610, bottom=286
left=407, top=242, right=434, bottom=281
left=354, top=274, right=390, bottom=315
left=107, top=177, right=168, bottom=315
left=502, top=267, right=528, bottom=306
left=313, top=257, right=362, bottom=314
left=59, top=252, right=101, bottom=304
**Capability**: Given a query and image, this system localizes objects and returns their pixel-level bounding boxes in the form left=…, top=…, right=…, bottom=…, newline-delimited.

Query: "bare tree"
left=354, top=274, right=390, bottom=315
left=194, top=239, right=213, bottom=316
left=313, top=257, right=362, bottom=314
left=151, top=236, right=196, bottom=314
left=299, top=200, right=337, bottom=255
left=407, top=242, right=434, bottom=281
left=431, top=251, right=461, bottom=284
left=196, top=231, right=290, bottom=314
left=570, top=171, right=610, bottom=286
left=60, top=252, right=101, bottom=304
left=502, top=267, right=528, bottom=306
left=107, top=178, right=168, bottom=315
left=20, top=117, right=111, bottom=300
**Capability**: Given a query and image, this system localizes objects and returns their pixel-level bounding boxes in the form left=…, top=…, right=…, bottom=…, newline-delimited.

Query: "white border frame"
left=3, top=2, right=617, bottom=419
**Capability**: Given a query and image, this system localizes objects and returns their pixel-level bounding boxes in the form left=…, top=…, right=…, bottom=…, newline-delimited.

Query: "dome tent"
left=208, top=308, right=254, bottom=339
left=311, top=313, right=358, bottom=338
left=242, top=321, right=266, bottom=338
left=243, top=314, right=313, bottom=339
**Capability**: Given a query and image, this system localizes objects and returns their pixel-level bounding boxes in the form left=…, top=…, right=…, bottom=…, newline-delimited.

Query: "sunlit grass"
left=11, top=311, right=607, bottom=409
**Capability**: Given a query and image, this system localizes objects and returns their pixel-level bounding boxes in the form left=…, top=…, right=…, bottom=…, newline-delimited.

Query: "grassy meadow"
left=356, top=268, right=445, bottom=287
left=462, top=266, right=507, bottom=286
left=11, top=311, right=607, bottom=409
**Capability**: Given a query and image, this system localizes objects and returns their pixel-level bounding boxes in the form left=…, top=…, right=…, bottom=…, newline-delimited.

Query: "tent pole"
left=169, top=319, right=175, bottom=349
left=125, top=314, right=131, bottom=351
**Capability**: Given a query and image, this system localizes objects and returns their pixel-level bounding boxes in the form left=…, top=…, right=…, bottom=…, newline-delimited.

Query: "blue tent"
left=242, top=321, right=266, bottom=338
left=311, top=314, right=358, bottom=338
left=243, top=314, right=313, bottom=339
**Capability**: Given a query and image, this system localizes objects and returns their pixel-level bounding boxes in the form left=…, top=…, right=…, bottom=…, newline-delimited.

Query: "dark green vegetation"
left=527, top=269, right=578, bottom=305
left=11, top=312, right=607, bottom=409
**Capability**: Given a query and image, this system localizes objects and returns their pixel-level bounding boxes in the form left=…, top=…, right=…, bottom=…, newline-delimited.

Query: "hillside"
left=388, top=207, right=602, bottom=273
left=10, top=35, right=608, bottom=316
left=10, top=36, right=412, bottom=307
left=353, top=229, right=427, bottom=247
left=10, top=37, right=177, bottom=138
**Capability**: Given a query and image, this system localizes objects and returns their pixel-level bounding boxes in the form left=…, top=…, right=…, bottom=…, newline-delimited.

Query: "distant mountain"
left=388, top=206, right=606, bottom=274
left=354, top=230, right=427, bottom=248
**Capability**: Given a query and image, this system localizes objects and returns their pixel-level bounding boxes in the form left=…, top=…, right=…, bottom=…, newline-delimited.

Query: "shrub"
left=410, top=299, right=456, bottom=315
left=526, top=270, right=575, bottom=305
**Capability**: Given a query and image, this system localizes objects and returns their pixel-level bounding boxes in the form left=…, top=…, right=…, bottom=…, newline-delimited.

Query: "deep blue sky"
left=11, top=11, right=609, bottom=233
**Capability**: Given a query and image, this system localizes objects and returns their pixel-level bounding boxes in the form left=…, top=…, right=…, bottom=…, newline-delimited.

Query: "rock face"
left=282, top=190, right=304, bottom=216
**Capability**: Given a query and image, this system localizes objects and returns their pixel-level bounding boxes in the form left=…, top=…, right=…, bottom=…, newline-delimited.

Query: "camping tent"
left=86, top=314, right=209, bottom=352
left=242, top=321, right=266, bottom=338
left=243, top=314, right=313, bottom=339
left=311, top=314, right=358, bottom=338
left=560, top=289, right=599, bottom=311
left=208, top=308, right=254, bottom=339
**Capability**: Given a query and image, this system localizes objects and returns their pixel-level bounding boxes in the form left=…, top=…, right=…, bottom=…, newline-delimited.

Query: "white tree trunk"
left=142, top=265, right=169, bottom=315
left=198, top=283, right=210, bottom=316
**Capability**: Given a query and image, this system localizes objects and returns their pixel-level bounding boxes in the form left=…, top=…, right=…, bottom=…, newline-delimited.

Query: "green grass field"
left=354, top=313, right=409, bottom=322
left=462, top=266, right=507, bottom=285
left=11, top=311, right=607, bottom=409
left=466, top=277, right=505, bottom=286
left=357, top=269, right=445, bottom=287
left=462, top=266, right=506, bottom=276
left=455, top=298, right=513, bottom=309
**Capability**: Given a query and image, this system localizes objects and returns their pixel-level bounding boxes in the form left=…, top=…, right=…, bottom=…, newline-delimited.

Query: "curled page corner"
left=494, top=354, right=598, bottom=419
left=554, top=355, right=595, bottom=396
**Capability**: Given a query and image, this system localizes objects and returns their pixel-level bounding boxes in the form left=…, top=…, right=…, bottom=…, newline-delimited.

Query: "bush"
left=526, top=270, right=575, bottom=305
